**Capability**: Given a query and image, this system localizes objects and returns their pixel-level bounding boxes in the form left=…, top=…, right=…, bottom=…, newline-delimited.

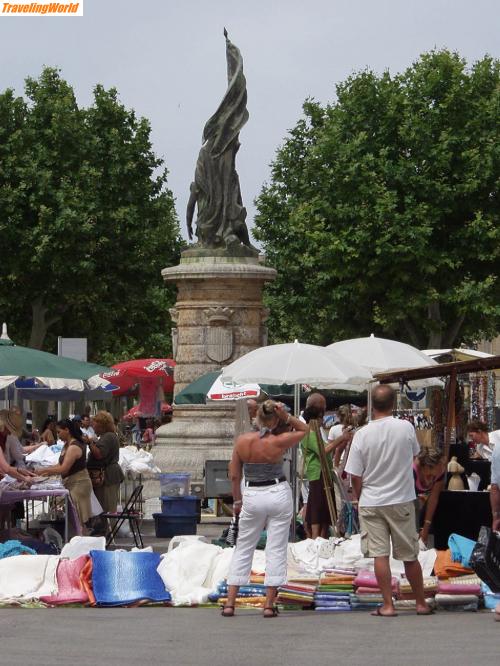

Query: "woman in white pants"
left=222, top=400, right=308, bottom=618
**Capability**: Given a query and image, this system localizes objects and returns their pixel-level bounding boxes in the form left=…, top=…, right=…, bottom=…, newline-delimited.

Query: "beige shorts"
left=359, top=501, right=419, bottom=561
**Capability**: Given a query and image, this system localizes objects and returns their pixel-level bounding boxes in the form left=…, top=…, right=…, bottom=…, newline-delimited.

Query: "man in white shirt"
left=490, top=439, right=500, bottom=622
left=345, top=385, right=431, bottom=617
left=467, top=420, right=499, bottom=461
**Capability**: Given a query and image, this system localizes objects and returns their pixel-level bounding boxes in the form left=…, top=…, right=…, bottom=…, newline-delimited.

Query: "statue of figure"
left=187, top=30, right=258, bottom=255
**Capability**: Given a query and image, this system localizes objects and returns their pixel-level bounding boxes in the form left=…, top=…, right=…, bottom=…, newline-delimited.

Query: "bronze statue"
left=187, top=30, right=258, bottom=255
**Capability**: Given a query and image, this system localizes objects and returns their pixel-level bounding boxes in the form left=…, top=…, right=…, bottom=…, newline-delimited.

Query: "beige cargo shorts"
left=359, top=501, right=419, bottom=561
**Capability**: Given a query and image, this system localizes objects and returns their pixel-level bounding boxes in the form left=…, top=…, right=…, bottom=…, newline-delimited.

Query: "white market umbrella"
left=207, top=375, right=261, bottom=401
left=222, top=340, right=372, bottom=394
left=328, top=334, right=441, bottom=389
left=221, top=340, right=372, bottom=538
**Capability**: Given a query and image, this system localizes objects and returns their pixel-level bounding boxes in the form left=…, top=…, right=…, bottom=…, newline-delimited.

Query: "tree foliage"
left=0, top=67, right=183, bottom=362
left=254, top=51, right=500, bottom=349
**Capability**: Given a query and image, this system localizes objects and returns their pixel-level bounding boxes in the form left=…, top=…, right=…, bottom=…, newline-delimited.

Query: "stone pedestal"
left=153, top=251, right=276, bottom=484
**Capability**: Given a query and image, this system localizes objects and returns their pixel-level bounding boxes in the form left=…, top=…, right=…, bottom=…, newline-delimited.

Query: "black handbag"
left=469, top=526, right=500, bottom=592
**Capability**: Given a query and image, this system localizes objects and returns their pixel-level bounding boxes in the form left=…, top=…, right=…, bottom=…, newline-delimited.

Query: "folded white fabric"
left=25, top=444, right=60, bottom=467
left=0, top=555, right=59, bottom=600
left=60, top=536, right=106, bottom=559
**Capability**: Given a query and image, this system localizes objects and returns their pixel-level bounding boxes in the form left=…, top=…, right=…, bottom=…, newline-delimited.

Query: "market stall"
left=374, top=354, right=500, bottom=546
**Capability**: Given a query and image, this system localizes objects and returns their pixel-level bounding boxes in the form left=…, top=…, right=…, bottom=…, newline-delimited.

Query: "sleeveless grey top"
left=243, top=461, right=284, bottom=482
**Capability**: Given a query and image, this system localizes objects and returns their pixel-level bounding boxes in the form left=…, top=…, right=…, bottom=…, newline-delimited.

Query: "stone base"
left=154, top=250, right=276, bottom=485
left=153, top=402, right=236, bottom=483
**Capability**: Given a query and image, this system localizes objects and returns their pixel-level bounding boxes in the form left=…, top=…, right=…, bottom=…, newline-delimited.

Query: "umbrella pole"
left=290, top=383, right=300, bottom=541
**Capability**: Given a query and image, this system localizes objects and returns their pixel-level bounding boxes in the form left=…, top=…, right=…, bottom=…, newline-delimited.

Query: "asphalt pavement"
left=0, top=606, right=498, bottom=666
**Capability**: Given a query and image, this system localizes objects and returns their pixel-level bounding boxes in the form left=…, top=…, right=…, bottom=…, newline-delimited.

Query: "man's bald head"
left=247, top=399, right=258, bottom=419
left=306, top=393, right=326, bottom=411
left=372, top=385, right=395, bottom=413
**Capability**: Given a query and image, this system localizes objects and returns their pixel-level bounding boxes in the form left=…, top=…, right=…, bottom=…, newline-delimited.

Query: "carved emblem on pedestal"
left=204, top=307, right=234, bottom=363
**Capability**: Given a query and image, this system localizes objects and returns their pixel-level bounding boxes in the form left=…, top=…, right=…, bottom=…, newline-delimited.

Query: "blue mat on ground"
left=315, top=606, right=352, bottom=612
left=448, top=533, right=477, bottom=568
left=90, top=550, right=171, bottom=606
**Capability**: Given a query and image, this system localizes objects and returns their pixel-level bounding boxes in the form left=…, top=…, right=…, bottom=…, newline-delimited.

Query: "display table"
left=433, top=490, right=492, bottom=550
left=0, top=487, right=81, bottom=542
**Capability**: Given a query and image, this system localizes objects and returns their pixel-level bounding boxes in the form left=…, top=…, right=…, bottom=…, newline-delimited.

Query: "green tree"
left=255, top=51, right=500, bottom=349
left=0, top=68, right=183, bottom=362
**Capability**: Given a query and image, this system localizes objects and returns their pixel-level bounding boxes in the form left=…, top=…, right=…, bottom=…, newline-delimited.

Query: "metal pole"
left=290, top=383, right=300, bottom=541
left=64, top=494, right=69, bottom=542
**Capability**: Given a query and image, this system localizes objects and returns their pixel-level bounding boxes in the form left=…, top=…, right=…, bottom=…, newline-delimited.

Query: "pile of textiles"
left=435, top=573, right=483, bottom=612
left=349, top=570, right=400, bottom=611
left=276, top=583, right=315, bottom=609
left=0, top=540, right=36, bottom=558
left=89, top=550, right=171, bottom=606
left=118, top=446, right=160, bottom=478
left=314, top=571, right=355, bottom=612
left=394, top=577, right=438, bottom=611
left=209, top=581, right=267, bottom=608
left=447, top=534, right=477, bottom=569
left=481, top=582, right=500, bottom=611
left=434, top=549, right=475, bottom=579
left=0, top=554, right=59, bottom=601
left=41, top=555, right=89, bottom=605
left=399, top=576, right=438, bottom=600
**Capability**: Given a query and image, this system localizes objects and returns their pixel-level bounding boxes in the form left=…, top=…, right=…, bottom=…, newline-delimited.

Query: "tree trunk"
left=402, top=317, right=422, bottom=349
left=443, top=314, right=466, bottom=348
left=426, top=301, right=444, bottom=349
left=29, top=296, right=61, bottom=350
left=29, top=297, right=62, bottom=428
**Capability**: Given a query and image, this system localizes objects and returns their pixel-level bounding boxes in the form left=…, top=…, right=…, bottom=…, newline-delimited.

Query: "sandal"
left=221, top=605, right=235, bottom=617
left=263, top=605, right=279, bottom=618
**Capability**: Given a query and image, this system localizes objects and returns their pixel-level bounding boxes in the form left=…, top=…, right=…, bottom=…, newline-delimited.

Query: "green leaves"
left=255, top=50, right=500, bottom=349
left=0, top=67, right=183, bottom=361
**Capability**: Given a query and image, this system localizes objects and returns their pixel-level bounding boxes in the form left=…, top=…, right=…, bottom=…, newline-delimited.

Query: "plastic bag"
left=469, top=526, right=500, bottom=592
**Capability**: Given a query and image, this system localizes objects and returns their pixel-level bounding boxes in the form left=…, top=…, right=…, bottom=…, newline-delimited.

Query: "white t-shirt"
left=476, top=429, right=499, bottom=461
left=344, top=416, right=419, bottom=507
left=328, top=424, right=343, bottom=441
left=491, top=434, right=500, bottom=486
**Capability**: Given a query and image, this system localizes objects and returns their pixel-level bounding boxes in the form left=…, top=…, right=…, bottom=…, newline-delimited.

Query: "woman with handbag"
left=36, top=418, right=92, bottom=530
left=87, top=411, right=124, bottom=517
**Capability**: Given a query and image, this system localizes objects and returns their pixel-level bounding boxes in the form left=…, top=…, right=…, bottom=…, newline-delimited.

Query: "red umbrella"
left=101, top=359, right=175, bottom=397
left=123, top=401, right=172, bottom=420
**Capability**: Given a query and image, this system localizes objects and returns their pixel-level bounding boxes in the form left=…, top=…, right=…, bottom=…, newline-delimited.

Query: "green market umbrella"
left=0, top=335, right=111, bottom=391
left=173, top=370, right=298, bottom=406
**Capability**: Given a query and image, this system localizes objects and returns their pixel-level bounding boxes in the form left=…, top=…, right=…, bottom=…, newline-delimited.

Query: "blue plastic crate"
left=160, top=495, right=198, bottom=516
left=153, top=513, right=197, bottom=538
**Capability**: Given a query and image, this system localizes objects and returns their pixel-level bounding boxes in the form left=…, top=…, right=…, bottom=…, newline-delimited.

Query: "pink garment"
left=437, top=583, right=481, bottom=595
left=354, top=571, right=399, bottom=592
left=40, top=555, right=89, bottom=605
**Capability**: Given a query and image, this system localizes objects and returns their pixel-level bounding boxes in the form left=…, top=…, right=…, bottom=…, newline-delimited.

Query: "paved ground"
left=0, top=607, right=498, bottom=666
left=1, top=520, right=498, bottom=666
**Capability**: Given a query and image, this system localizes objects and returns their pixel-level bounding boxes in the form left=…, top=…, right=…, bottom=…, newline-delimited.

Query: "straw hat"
left=0, top=409, right=23, bottom=437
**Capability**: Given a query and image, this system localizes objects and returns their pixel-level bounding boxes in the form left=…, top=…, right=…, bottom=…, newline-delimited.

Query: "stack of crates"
left=153, top=473, right=198, bottom=538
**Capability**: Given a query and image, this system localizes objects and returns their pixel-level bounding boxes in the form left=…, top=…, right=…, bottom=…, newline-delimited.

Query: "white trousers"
left=227, top=481, right=293, bottom=587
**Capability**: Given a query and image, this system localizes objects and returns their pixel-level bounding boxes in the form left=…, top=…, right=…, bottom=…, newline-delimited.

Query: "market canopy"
left=0, top=334, right=111, bottom=391
left=101, top=358, right=175, bottom=396
left=328, top=335, right=441, bottom=388
left=221, top=340, right=372, bottom=389
left=173, top=371, right=300, bottom=406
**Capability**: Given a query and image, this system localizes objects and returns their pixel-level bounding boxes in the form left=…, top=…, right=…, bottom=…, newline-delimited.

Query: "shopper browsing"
left=222, top=400, right=308, bottom=618
left=345, top=384, right=432, bottom=617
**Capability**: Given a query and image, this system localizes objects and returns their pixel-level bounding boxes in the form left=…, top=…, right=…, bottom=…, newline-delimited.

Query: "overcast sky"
left=1, top=0, right=498, bottom=244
